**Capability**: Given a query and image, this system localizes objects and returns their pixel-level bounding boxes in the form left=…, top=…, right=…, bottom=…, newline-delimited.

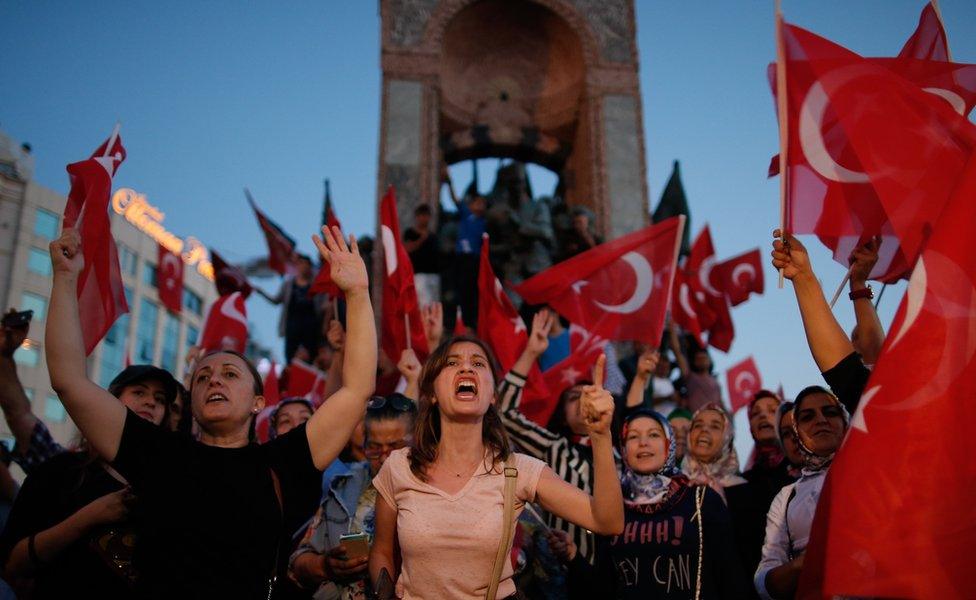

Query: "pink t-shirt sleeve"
left=372, top=449, right=403, bottom=509
left=512, top=452, right=545, bottom=504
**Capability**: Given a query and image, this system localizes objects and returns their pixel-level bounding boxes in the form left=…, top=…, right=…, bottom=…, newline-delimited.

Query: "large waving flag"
left=199, top=291, right=248, bottom=354
left=476, top=235, right=549, bottom=413
left=245, top=188, right=297, bottom=276
left=62, top=127, right=129, bottom=355
left=379, top=187, right=428, bottom=363
left=770, top=6, right=976, bottom=282
left=799, top=155, right=976, bottom=600
left=685, top=226, right=734, bottom=352
left=514, top=216, right=684, bottom=346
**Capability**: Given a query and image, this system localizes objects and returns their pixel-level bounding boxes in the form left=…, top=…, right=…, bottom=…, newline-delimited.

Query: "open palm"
left=313, top=226, right=368, bottom=293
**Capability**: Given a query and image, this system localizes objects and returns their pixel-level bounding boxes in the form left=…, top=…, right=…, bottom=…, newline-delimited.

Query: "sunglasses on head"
left=367, top=394, right=416, bottom=412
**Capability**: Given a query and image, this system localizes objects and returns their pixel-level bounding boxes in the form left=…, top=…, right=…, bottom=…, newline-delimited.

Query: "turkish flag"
left=686, top=227, right=734, bottom=352
left=310, top=199, right=344, bottom=297
left=262, top=361, right=280, bottom=408
left=379, top=187, right=428, bottom=364
left=246, top=189, right=297, bottom=276
left=724, top=356, right=761, bottom=414
left=715, top=248, right=764, bottom=307
left=898, top=1, right=949, bottom=62
left=798, top=156, right=976, bottom=599
left=515, top=216, right=684, bottom=346
left=157, top=243, right=184, bottom=314
left=525, top=325, right=608, bottom=425
left=770, top=19, right=976, bottom=282
left=283, top=358, right=325, bottom=398
left=62, top=128, right=129, bottom=355
left=670, top=268, right=707, bottom=348
left=199, top=291, right=248, bottom=354
left=209, top=249, right=252, bottom=299
left=476, top=235, right=549, bottom=410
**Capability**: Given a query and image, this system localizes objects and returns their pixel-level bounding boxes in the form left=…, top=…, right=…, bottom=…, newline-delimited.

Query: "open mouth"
left=757, top=422, right=774, bottom=432
left=454, top=377, right=478, bottom=401
left=135, top=410, right=155, bottom=421
left=206, top=393, right=229, bottom=404
left=635, top=451, right=655, bottom=459
left=695, top=436, right=712, bottom=448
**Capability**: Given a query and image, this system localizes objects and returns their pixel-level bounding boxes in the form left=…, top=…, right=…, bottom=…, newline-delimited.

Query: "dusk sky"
left=3, top=1, right=974, bottom=453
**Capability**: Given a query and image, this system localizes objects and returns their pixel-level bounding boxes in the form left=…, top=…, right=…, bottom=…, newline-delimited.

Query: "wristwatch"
left=849, top=286, right=873, bottom=301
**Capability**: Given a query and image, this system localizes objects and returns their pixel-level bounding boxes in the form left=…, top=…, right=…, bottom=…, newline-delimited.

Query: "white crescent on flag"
left=381, top=225, right=397, bottom=276
left=160, top=252, right=181, bottom=291
left=592, top=252, right=653, bottom=314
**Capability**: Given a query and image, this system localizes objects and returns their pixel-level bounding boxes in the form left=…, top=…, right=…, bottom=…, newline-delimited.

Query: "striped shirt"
left=497, top=370, right=612, bottom=565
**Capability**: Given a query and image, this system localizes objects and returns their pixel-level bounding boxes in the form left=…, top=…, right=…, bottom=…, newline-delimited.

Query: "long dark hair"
left=408, top=335, right=511, bottom=481
left=545, top=381, right=591, bottom=439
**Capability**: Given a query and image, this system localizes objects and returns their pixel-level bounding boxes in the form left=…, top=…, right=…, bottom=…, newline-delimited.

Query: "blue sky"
left=3, top=1, right=974, bottom=451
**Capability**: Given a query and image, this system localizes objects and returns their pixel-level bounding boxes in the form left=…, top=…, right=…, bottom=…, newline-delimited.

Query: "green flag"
left=652, top=160, right=692, bottom=256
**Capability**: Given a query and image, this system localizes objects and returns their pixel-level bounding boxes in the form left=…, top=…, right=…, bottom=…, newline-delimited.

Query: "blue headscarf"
left=620, top=409, right=681, bottom=506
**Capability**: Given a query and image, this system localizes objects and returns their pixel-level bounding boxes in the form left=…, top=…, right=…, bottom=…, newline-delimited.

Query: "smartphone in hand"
left=338, top=532, right=370, bottom=561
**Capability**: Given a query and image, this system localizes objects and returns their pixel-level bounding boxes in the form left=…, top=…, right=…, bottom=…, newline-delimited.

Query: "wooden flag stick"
left=775, top=0, right=789, bottom=289
left=874, top=283, right=887, bottom=309
left=828, top=266, right=854, bottom=308
left=930, top=0, right=953, bottom=62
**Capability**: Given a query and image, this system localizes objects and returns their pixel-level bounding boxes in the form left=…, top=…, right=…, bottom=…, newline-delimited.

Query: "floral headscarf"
left=620, top=409, right=686, bottom=507
left=792, top=386, right=850, bottom=473
left=681, top=402, right=746, bottom=501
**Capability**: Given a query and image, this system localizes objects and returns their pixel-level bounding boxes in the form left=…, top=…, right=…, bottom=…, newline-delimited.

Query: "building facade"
left=0, top=129, right=217, bottom=449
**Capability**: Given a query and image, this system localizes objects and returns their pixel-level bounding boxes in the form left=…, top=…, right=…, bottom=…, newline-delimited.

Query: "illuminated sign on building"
left=112, top=188, right=215, bottom=280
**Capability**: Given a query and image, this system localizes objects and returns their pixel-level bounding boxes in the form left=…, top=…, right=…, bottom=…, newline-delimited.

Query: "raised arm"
left=0, top=315, right=41, bottom=452
left=535, top=355, right=624, bottom=535
left=254, top=282, right=285, bottom=305
left=626, top=347, right=658, bottom=408
left=397, top=348, right=421, bottom=401
left=771, top=230, right=854, bottom=372
left=45, top=229, right=127, bottom=460
left=848, top=237, right=885, bottom=365
left=305, top=226, right=376, bottom=470
left=667, top=320, right=691, bottom=378
left=321, top=319, right=345, bottom=401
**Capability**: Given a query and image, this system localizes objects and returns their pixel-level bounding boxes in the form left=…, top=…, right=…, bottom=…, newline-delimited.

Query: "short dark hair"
left=296, top=254, right=313, bottom=264
left=414, top=204, right=432, bottom=216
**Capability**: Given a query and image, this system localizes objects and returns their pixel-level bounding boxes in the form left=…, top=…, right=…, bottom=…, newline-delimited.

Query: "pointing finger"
left=591, top=353, right=606, bottom=389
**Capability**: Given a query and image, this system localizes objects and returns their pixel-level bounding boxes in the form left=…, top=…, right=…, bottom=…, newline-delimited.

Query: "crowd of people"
left=0, top=183, right=883, bottom=598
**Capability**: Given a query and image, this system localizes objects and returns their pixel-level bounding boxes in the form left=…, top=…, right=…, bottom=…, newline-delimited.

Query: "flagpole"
left=104, top=122, right=121, bottom=157
left=404, top=313, right=412, bottom=350
left=874, top=283, right=887, bottom=308
left=930, top=0, right=953, bottom=61
left=775, top=0, right=789, bottom=289
left=828, top=266, right=853, bottom=308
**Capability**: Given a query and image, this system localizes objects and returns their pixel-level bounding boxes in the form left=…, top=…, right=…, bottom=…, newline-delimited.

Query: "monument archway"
left=377, top=0, right=649, bottom=239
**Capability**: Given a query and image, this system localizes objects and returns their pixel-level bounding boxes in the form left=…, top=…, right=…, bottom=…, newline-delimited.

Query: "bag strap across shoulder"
left=486, top=458, right=519, bottom=600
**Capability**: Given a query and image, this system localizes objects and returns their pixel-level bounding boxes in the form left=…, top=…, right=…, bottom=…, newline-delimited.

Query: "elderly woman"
left=597, top=408, right=748, bottom=599
left=754, top=387, right=849, bottom=599
left=681, top=402, right=747, bottom=501
left=44, top=226, right=376, bottom=598
left=369, top=335, right=624, bottom=600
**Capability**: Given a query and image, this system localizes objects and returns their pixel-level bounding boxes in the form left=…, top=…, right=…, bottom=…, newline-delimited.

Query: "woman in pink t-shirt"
left=369, top=335, right=624, bottom=600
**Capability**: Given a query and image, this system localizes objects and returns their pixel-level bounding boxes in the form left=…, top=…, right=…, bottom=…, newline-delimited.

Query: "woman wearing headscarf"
left=597, top=409, right=748, bottom=599
left=681, top=403, right=747, bottom=501
left=754, top=386, right=849, bottom=599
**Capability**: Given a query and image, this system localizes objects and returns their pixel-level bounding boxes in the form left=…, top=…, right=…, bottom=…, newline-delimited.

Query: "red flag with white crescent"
left=199, top=292, right=248, bottom=354
left=62, top=128, right=129, bottom=355
left=379, top=187, right=428, bottom=363
left=686, top=226, right=734, bottom=352
left=157, top=243, right=184, bottom=314
left=246, top=189, right=297, bottom=276
left=670, top=268, right=707, bottom=348
left=529, top=325, right=609, bottom=424
left=798, top=148, right=976, bottom=600
left=715, top=248, right=764, bottom=307
left=514, top=217, right=684, bottom=346
left=724, top=356, right=761, bottom=414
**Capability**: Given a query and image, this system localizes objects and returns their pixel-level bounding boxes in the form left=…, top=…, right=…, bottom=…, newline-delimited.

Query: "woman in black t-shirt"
left=44, top=225, right=376, bottom=599
left=0, top=365, right=178, bottom=599
left=597, top=409, right=749, bottom=599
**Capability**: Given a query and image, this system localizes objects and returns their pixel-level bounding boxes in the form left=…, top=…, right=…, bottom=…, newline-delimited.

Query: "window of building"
left=185, top=325, right=199, bottom=350
left=34, top=208, right=59, bottom=240
left=44, top=394, right=67, bottom=423
left=137, top=298, right=159, bottom=364
left=119, top=244, right=138, bottom=277
left=21, top=291, right=47, bottom=321
left=99, top=311, right=131, bottom=388
left=183, top=289, right=203, bottom=316
left=14, top=344, right=39, bottom=367
left=27, top=247, right=52, bottom=276
left=143, top=262, right=157, bottom=288
left=160, top=313, right=180, bottom=373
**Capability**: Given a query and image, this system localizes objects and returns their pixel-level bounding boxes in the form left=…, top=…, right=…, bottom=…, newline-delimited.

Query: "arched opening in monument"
left=438, top=0, right=587, bottom=181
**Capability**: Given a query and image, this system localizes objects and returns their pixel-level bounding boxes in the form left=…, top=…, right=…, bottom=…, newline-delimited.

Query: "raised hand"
left=0, top=310, right=30, bottom=358
left=848, top=236, right=881, bottom=285
left=397, top=348, right=421, bottom=384
left=312, top=226, right=368, bottom=294
left=580, top=354, right=614, bottom=437
left=635, top=346, right=660, bottom=380
left=546, top=529, right=578, bottom=563
left=771, top=229, right=813, bottom=282
left=421, top=302, right=444, bottom=350
left=525, top=309, right=554, bottom=356
left=49, top=228, right=84, bottom=278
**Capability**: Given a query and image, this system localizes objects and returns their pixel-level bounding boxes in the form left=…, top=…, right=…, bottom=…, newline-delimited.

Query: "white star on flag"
left=561, top=366, right=582, bottom=385
left=511, top=317, right=526, bottom=335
